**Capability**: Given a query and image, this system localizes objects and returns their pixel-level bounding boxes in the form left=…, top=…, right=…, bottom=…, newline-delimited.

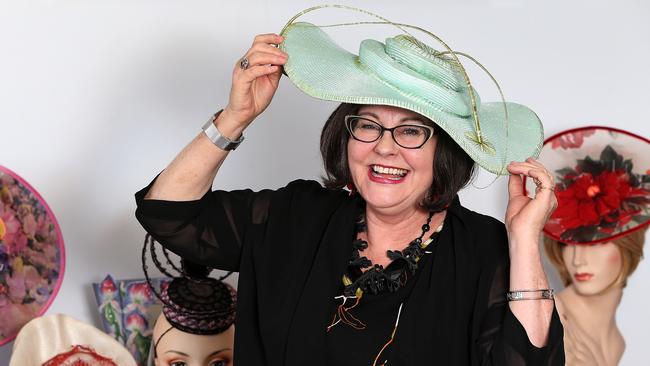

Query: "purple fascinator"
left=141, top=234, right=236, bottom=335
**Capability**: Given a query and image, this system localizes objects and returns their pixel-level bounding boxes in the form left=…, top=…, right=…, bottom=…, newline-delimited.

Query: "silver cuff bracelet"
left=506, top=289, right=554, bottom=301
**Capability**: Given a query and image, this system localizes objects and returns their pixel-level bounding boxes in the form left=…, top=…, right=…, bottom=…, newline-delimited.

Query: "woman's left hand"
left=505, top=157, right=558, bottom=242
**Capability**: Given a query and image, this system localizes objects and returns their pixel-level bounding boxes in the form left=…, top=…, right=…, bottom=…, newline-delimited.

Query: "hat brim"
left=280, top=22, right=543, bottom=174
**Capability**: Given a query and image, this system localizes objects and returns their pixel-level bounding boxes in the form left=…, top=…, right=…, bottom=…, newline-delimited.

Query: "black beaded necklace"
left=326, top=211, right=443, bottom=365
left=342, top=211, right=435, bottom=298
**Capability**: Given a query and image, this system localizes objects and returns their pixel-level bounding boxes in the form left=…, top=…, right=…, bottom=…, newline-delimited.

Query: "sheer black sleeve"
left=134, top=176, right=274, bottom=271
left=474, top=217, right=565, bottom=365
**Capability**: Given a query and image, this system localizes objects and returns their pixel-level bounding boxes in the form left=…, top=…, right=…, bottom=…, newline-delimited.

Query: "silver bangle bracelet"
left=506, top=289, right=554, bottom=301
left=202, top=109, right=245, bottom=151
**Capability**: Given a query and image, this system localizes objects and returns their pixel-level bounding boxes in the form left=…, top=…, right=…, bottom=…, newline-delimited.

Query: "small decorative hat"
left=142, top=235, right=237, bottom=336
left=279, top=5, right=544, bottom=175
left=9, top=314, right=136, bottom=366
left=528, top=126, right=650, bottom=245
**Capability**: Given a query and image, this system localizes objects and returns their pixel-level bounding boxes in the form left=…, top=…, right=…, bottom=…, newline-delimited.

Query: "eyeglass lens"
left=347, top=117, right=431, bottom=148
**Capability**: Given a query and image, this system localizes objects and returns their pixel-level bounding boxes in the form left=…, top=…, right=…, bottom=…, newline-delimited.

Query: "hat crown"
left=385, top=35, right=463, bottom=89
left=162, top=277, right=236, bottom=335
left=358, top=34, right=478, bottom=117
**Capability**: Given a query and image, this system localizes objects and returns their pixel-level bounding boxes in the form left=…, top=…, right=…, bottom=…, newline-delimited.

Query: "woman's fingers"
left=233, top=51, right=286, bottom=84
left=505, top=158, right=558, bottom=237
left=510, top=159, right=556, bottom=186
left=507, top=162, right=556, bottom=206
left=242, top=51, right=287, bottom=69
left=530, top=159, right=555, bottom=186
left=508, top=160, right=538, bottom=171
left=527, top=168, right=553, bottom=192
left=507, top=172, right=525, bottom=198
left=251, top=33, right=284, bottom=47
left=525, top=158, right=554, bottom=178
left=238, top=64, right=280, bottom=83
left=250, top=42, right=288, bottom=58
left=224, top=33, right=286, bottom=126
left=526, top=168, right=557, bottom=211
left=507, top=165, right=553, bottom=191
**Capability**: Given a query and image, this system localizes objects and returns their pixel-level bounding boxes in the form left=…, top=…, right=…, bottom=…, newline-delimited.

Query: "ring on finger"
left=536, top=186, right=555, bottom=192
left=532, top=177, right=554, bottom=192
left=239, top=57, right=250, bottom=70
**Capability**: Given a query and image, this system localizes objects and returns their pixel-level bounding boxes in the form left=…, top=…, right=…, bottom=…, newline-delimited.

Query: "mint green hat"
left=279, top=8, right=543, bottom=175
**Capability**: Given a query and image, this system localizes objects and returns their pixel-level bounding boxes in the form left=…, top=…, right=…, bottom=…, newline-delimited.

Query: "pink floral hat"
left=0, top=166, right=65, bottom=345
left=527, top=126, right=650, bottom=245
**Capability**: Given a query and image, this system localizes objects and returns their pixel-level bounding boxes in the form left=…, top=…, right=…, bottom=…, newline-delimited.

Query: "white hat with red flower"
left=528, top=126, right=650, bottom=245
left=9, top=313, right=136, bottom=365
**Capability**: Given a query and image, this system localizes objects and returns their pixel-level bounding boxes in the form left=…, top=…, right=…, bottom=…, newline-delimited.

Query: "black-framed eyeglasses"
left=344, top=115, right=435, bottom=149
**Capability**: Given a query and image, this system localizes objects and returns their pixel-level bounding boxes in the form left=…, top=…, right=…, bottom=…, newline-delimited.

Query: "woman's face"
left=561, top=242, right=623, bottom=296
left=347, top=105, right=437, bottom=214
left=153, top=314, right=234, bottom=366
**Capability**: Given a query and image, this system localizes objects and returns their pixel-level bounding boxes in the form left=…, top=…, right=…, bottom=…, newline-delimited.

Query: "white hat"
left=9, top=314, right=136, bottom=366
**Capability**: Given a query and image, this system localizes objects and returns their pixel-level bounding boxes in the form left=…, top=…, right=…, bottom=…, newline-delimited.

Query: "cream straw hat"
left=9, top=314, right=136, bottom=366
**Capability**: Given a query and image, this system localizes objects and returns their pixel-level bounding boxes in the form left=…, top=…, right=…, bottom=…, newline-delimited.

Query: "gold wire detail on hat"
left=466, top=131, right=496, bottom=155
left=279, top=4, right=511, bottom=159
left=442, top=51, right=510, bottom=171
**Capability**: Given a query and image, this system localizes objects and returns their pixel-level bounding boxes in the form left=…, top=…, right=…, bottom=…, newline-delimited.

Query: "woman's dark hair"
left=320, top=103, right=476, bottom=212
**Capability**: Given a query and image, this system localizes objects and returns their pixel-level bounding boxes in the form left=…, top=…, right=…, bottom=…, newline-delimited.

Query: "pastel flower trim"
left=0, top=172, right=63, bottom=343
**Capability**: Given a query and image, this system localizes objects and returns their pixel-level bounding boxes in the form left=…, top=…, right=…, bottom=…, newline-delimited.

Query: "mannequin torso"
left=555, top=286, right=624, bottom=366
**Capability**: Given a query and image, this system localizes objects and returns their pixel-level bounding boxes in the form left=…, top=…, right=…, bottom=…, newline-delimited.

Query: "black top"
left=135, top=179, right=564, bottom=365
left=326, top=230, right=440, bottom=365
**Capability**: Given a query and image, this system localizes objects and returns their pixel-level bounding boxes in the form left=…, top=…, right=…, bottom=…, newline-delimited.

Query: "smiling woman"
left=321, top=103, right=476, bottom=214
left=135, top=6, right=565, bottom=365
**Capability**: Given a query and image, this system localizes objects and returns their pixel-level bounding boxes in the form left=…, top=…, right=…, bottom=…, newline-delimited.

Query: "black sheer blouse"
left=135, top=178, right=564, bottom=365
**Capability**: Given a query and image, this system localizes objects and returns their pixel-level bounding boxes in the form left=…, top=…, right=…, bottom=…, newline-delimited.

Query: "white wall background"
left=1, top=0, right=649, bottom=364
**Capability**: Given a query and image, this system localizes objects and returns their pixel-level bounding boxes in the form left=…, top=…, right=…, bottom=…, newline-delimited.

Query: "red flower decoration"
left=552, top=170, right=633, bottom=230
left=43, top=345, right=117, bottom=366
left=544, top=133, right=650, bottom=244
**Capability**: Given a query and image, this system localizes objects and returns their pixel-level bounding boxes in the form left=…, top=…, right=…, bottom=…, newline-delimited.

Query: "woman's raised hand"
left=224, top=33, right=287, bottom=127
left=505, top=157, right=558, bottom=244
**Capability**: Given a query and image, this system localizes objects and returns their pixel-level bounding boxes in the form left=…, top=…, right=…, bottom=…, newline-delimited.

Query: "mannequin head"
left=141, top=239, right=237, bottom=366
left=544, top=226, right=647, bottom=295
left=148, top=270, right=237, bottom=366
left=152, top=313, right=233, bottom=366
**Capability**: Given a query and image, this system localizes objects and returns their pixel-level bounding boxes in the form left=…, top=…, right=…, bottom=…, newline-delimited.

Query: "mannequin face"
left=153, top=313, right=234, bottom=366
left=561, top=242, right=623, bottom=296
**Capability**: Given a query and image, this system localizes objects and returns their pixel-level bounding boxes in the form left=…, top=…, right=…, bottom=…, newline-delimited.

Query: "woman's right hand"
left=224, top=33, right=287, bottom=128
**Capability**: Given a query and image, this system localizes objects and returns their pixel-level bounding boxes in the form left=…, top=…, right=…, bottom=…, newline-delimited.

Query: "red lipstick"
left=367, top=165, right=407, bottom=184
left=574, top=273, right=593, bottom=282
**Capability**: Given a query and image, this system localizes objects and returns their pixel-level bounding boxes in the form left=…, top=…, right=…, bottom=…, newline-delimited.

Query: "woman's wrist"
left=507, top=235, right=543, bottom=259
left=216, top=107, right=251, bottom=140
left=507, top=230, right=542, bottom=246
